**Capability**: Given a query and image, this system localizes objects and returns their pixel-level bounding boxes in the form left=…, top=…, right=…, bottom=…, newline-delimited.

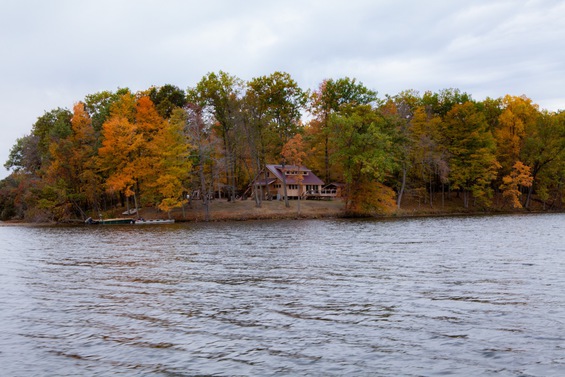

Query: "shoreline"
left=1, top=198, right=563, bottom=226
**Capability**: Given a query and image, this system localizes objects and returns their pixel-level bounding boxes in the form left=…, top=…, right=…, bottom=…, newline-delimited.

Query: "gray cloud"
left=1, top=0, right=564, bottom=178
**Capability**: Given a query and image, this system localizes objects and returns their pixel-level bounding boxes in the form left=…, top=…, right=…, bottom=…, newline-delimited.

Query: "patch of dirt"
left=125, top=198, right=347, bottom=222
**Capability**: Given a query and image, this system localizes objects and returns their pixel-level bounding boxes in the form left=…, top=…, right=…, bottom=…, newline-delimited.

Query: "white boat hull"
left=134, top=219, right=175, bottom=225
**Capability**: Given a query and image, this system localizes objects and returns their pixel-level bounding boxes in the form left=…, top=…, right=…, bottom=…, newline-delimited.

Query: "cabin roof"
left=265, top=164, right=324, bottom=185
left=324, top=182, right=345, bottom=188
left=254, top=178, right=277, bottom=186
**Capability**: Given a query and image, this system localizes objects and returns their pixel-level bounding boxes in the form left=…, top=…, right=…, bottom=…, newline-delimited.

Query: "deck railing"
left=302, top=189, right=338, bottom=198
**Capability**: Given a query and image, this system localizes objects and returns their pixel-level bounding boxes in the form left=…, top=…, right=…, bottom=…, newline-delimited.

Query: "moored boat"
left=85, top=217, right=135, bottom=225
left=134, top=219, right=175, bottom=225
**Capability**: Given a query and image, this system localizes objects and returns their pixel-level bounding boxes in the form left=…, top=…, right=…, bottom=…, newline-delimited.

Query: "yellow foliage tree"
left=150, top=116, right=192, bottom=214
left=495, top=95, right=539, bottom=176
left=98, top=94, right=191, bottom=215
left=500, top=161, right=533, bottom=208
left=347, top=180, right=396, bottom=215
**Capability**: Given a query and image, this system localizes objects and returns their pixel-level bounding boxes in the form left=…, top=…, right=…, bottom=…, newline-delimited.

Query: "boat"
left=85, top=217, right=174, bottom=225
left=134, top=218, right=175, bottom=225
left=85, top=217, right=135, bottom=225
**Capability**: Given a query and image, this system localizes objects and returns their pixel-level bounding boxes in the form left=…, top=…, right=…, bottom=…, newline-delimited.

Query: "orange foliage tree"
left=500, top=161, right=533, bottom=208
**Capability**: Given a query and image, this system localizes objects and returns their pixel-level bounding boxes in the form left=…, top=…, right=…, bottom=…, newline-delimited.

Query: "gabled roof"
left=323, top=182, right=345, bottom=188
left=265, top=164, right=324, bottom=185
left=254, top=178, right=277, bottom=186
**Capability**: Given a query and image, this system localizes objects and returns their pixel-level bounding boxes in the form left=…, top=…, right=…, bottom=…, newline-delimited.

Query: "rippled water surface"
left=1, top=214, right=564, bottom=376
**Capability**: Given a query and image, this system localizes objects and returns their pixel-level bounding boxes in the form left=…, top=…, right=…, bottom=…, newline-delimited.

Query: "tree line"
left=1, top=71, right=565, bottom=221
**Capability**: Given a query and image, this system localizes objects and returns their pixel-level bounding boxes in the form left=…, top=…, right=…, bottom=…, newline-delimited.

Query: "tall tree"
left=309, top=77, right=378, bottom=182
left=329, top=105, right=397, bottom=214
left=500, top=161, right=533, bottom=208
left=84, top=88, right=130, bottom=133
left=422, top=88, right=472, bottom=117
left=494, top=95, right=539, bottom=177
left=24, top=102, right=100, bottom=221
left=97, top=92, right=140, bottom=209
left=23, top=108, right=73, bottom=175
left=248, top=71, right=307, bottom=152
left=174, top=104, right=216, bottom=221
left=133, top=95, right=170, bottom=206
left=4, top=134, right=42, bottom=174
left=520, top=110, right=565, bottom=207
left=188, top=71, right=244, bottom=202
left=409, top=105, right=448, bottom=207
left=148, top=109, right=192, bottom=215
left=248, top=72, right=307, bottom=205
left=442, top=102, right=499, bottom=208
left=149, top=84, right=187, bottom=119
left=382, top=89, right=422, bottom=208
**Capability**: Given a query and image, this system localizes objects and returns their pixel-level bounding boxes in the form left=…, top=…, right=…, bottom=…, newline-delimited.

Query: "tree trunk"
left=199, top=162, right=210, bottom=221
left=133, top=193, right=139, bottom=216
left=125, top=194, right=130, bottom=215
left=325, top=133, right=330, bottom=183
left=397, top=165, right=406, bottom=209
left=463, top=190, right=469, bottom=208
left=264, top=169, right=270, bottom=201
left=441, top=183, right=445, bottom=208
left=281, top=168, right=290, bottom=208
left=429, top=174, right=433, bottom=208
left=297, top=185, right=301, bottom=216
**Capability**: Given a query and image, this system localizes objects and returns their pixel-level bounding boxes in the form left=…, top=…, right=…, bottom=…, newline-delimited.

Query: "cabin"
left=250, top=164, right=326, bottom=200
left=320, top=182, right=345, bottom=198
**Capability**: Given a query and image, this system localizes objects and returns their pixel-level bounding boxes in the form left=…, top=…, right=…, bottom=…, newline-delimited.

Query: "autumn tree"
left=173, top=104, right=216, bottom=221
left=41, top=102, right=101, bottom=220
left=441, top=102, right=499, bottom=208
left=149, top=84, right=187, bottom=119
left=148, top=109, right=192, bottom=215
left=381, top=89, right=423, bottom=208
left=0, top=171, right=42, bottom=221
left=494, top=95, right=539, bottom=176
left=247, top=72, right=307, bottom=205
left=132, top=95, right=182, bottom=209
left=309, top=77, right=377, bottom=182
left=4, top=134, right=42, bottom=174
left=247, top=72, right=307, bottom=156
left=329, top=105, right=397, bottom=215
left=31, top=108, right=73, bottom=166
left=240, top=88, right=271, bottom=207
left=97, top=91, right=140, bottom=210
left=188, top=72, right=245, bottom=202
left=520, top=110, right=565, bottom=208
left=84, top=88, right=130, bottom=133
left=407, top=105, right=448, bottom=207
left=3, top=108, right=73, bottom=220
left=500, top=161, right=533, bottom=208
left=422, top=88, right=473, bottom=117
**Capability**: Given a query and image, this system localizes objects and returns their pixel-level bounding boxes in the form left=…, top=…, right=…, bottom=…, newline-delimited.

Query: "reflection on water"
left=1, top=214, right=564, bottom=376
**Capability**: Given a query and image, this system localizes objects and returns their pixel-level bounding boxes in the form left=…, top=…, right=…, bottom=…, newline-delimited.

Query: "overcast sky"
left=1, top=0, right=564, bottom=179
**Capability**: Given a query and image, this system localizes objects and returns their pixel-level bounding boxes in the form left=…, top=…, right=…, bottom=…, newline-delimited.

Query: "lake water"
left=1, top=214, right=564, bottom=376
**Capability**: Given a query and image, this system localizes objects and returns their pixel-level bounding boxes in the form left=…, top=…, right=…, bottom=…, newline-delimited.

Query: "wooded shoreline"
left=2, top=75, right=564, bottom=223
left=2, top=195, right=562, bottom=226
